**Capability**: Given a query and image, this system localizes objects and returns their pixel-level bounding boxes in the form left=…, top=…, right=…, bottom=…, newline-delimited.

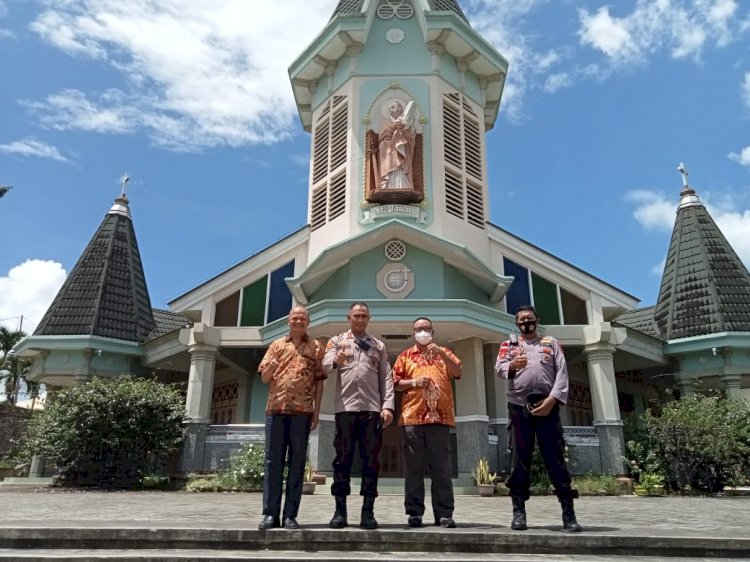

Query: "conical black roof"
left=654, top=186, right=750, bottom=340
left=34, top=195, right=154, bottom=343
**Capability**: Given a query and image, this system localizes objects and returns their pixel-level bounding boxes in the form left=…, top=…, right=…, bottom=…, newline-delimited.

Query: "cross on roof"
left=119, top=173, right=130, bottom=197
left=677, top=163, right=689, bottom=188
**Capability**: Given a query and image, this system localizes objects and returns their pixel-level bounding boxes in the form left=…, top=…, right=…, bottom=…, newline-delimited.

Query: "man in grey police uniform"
left=495, top=305, right=582, bottom=532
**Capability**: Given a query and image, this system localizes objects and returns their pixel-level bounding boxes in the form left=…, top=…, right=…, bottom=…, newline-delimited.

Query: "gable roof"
left=654, top=186, right=750, bottom=340
left=614, top=305, right=662, bottom=340
left=287, top=219, right=513, bottom=304
left=147, top=309, right=190, bottom=342
left=34, top=196, right=155, bottom=343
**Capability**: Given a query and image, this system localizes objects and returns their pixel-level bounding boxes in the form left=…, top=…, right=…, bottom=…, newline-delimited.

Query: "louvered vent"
left=328, top=174, right=347, bottom=220
left=330, top=104, right=348, bottom=170
left=311, top=186, right=327, bottom=231
left=441, top=93, right=485, bottom=229
left=309, top=95, right=350, bottom=229
left=445, top=169, right=464, bottom=219
left=443, top=99, right=462, bottom=169
left=466, top=180, right=484, bottom=227
left=464, top=115, right=482, bottom=180
left=312, top=118, right=330, bottom=184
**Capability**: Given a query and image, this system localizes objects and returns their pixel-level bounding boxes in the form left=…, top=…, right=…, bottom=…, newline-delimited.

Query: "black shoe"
left=258, top=515, right=280, bottom=530
left=511, top=496, right=527, bottom=531
left=407, top=515, right=423, bottom=528
left=282, top=517, right=299, bottom=529
left=562, top=515, right=582, bottom=533
left=435, top=517, right=456, bottom=528
left=329, top=512, right=348, bottom=528
left=360, top=512, right=378, bottom=529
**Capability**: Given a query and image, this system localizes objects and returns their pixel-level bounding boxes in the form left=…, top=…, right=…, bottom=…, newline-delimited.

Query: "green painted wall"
left=309, top=243, right=491, bottom=305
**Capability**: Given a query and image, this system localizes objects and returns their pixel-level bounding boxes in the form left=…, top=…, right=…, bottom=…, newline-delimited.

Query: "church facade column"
left=584, top=343, right=626, bottom=475
left=179, top=324, right=220, bottom=474
left=452, top=337, right=489, bottom=478
left=720, top=373, right=743, bottom=400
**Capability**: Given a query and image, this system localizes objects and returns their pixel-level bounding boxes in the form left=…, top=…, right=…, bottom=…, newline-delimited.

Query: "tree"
left=0, top=327, right=27, bottom=406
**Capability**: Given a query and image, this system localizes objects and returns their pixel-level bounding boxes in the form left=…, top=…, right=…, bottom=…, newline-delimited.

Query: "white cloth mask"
left=414, top=331, right=432, bottom=345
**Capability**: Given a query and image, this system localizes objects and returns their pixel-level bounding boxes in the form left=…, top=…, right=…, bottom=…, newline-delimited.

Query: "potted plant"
left=302, top=462, right=316, bottom=494
left=472, top=458, right=497, bottom=497
left=634, top=472, right=665, bottom=496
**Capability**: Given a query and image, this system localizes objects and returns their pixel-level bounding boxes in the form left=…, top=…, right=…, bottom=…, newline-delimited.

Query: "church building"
left=15, top=0, right=750, bottom=485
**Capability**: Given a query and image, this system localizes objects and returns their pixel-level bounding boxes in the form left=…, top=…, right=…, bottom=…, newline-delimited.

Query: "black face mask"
left=518, top=321, right=537, bottom=334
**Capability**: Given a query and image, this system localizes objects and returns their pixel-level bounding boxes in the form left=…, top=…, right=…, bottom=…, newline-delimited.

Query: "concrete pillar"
left=178, top=324, right=220, bottom=474
left=584, top=344, right=625, bottom=475
left=674, top=376, right=694, bottom=398
left=236, top=375, right=250, bottom=423
left=452, top=337, right=489, bottom=478
left=484, top=343, right=508, bottom=474
left=720, top=374, right=742, bottom=401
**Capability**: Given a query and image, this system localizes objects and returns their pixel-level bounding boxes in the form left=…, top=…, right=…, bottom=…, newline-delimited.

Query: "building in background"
left=14, top=0, right=750, bottom=484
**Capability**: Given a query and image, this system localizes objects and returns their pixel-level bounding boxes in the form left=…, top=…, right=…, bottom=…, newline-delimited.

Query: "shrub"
left=185, top=443, right=265, bottom=493
left=222, top=442, right=265, bottom=490
left=640, top=394, right=750, bottom=493
left=18, top=376, right=184, bottom=488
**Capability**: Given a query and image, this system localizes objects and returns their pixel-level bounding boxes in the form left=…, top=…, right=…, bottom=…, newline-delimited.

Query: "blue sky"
left=1, top=0, right=749, bottom=333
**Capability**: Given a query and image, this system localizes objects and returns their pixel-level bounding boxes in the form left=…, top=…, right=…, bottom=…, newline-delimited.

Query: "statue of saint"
left=366, top=98, right=423, bottom=204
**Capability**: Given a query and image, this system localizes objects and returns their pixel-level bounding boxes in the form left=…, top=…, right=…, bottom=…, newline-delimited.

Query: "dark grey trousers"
left=403, top=424, right=454, bottom=520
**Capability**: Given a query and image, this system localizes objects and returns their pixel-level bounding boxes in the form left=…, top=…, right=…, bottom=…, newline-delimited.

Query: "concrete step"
left=0, top=527, right=747, bottom=559
left=0, top=477, right=53, bottom=487
left=0, top=551, right=743, bottom=562
left=0, top=550, right=740, bottom=562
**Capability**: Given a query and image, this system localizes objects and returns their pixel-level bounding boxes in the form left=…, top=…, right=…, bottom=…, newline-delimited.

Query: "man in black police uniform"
left=495, top=305, right=582, bottom=532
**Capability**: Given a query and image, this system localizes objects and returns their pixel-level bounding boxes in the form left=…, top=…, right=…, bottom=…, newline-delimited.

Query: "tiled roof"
left=34, top=196, right=155, bottom=343
left=147, top=309, right=190, bottom=342
left=330, top=0, right=469, bottom=22
left=654, top=187, right=750, bottom=340
left=614, top=306, right=662, bottom=340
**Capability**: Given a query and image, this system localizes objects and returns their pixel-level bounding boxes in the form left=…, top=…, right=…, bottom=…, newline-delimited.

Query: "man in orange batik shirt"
left=392, top=316, right=462, bottom=529
left=257, top=305, right=325, bottom=531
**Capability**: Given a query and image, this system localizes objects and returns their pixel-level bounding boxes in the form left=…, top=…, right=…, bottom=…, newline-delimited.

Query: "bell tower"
left=289, top=0, right=508, bottom=262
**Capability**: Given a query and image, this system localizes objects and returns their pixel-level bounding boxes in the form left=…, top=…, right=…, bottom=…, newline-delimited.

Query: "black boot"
left=510, top=496, right=527, bottom=531
left=560, top=496, right=582, bottom=532
left=360, top=496, right=378, bottom=529
left=329, top=496, right=348, bottom=529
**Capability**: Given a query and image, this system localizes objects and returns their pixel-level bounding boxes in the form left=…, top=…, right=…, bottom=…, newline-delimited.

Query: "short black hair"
left=515, top=305, right=537, bottom=320
left=349, top=302, right=370, bottom=312
left=412, top=316, right=433, bottom=329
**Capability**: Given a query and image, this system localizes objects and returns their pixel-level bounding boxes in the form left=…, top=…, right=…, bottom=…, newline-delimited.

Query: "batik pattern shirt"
left=259, top=334, right=325, bottom=415
left=392, top=345, right=462, bottom=427
left=494, top=335, right=568, bottom=407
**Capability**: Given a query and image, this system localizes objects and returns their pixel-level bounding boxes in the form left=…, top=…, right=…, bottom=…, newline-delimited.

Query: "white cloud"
left=625, top=190, right=676, bottom=231
left=0, top=260, right=67, bottom=332
left=0, top=138, right=70, bottom=163
left=23, top=89, right=136, bottom=135
left=27, top=0, right=334, bottom=150
left=729, top=146, right=750, bottom=168
left=627, top=188, right=750, bottom=267
left=462, top=0, right=560, bottom=121
left=742, top=72, right=750, bottom=109
left=543, top=72, right=573, bottom=93
left=651, top=258, right=666, bottom=276
left=578, top=1, right=743, bottom=66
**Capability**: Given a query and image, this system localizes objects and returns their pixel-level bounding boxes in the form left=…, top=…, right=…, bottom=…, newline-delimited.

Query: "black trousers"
left=262, top=413, right=312, bottom=520
left=403, top=424, right=454, bottom=520
left=331, top=411, right=383, bottom=498
left=506, top=402, right=574, bottom=501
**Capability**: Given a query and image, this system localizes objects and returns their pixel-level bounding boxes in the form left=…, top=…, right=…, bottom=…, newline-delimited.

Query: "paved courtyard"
left=0, top=488, right=748, bottom=538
